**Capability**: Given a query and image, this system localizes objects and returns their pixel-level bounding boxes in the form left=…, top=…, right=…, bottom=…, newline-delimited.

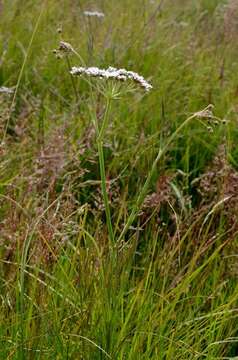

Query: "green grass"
left=1, top=0, right=238, bottom=358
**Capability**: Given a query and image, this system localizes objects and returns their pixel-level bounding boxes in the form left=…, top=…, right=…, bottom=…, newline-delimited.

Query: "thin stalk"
left=118, top=112, right=198, bottom=243
left=65, top=55, right=79, bottom=103
left=97, top=98, right=115, bottom=246
left=1, top=0, right=46, bottom=145
left=98, top=139, right=115, bottom=245
left=87, top=17, right=94, bottom=62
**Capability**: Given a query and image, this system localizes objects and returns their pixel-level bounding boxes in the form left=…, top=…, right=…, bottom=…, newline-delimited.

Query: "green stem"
left=97, top=98, right=115, bottom=246
left=66, top=56, right=79, bottom=103
left=118, top=112, right=197, bottom=243
left=1, top=0, right=46, bottom=145
left=98, top=139, right=115, bottom=245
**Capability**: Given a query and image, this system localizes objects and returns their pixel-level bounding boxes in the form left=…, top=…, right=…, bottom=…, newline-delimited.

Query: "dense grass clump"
left=1, top=0, right=238, bottom=358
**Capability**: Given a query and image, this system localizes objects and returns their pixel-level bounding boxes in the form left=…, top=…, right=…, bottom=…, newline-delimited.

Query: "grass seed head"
left=224, top=0, right=238, bottom=41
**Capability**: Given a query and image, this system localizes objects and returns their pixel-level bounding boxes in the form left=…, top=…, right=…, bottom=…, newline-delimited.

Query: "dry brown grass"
left=223, top=0, right=238, bottom=42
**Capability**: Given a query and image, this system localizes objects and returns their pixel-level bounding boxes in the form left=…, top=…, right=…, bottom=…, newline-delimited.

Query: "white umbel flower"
left=84, top=11, right=105, bottom=18
left=70, top=66, right=152, bottom=92
left=0, top=86, right=14, bottom=94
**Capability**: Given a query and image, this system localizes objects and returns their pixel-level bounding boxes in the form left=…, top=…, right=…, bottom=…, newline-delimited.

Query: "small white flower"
left=84, top=10, right=105, bottom=18
left=70, top=66, right=152, bottom=92
left=0, top=86, right=14, bottom=94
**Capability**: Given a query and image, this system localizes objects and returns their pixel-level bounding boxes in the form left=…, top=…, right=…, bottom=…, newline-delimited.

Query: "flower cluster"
left=70, top=66, right=153, bottom=92
left=58, top=41, right=74, bottom=53
left=194, top=104, right=227, bottom=133
left=83, top=10, right=105, bottom=18
left=53, top=41, right=75, bottom=59
left=0, top=86, right=14, bottom=94
left=194, top=104, right=214, bottom=119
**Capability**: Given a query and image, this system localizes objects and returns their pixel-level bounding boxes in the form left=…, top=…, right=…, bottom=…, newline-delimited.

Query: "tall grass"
left=1, top=0, right=238, bottom=358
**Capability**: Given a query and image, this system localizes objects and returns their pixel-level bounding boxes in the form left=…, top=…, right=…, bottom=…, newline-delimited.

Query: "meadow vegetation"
left=1, top=0, right=238, bottom=358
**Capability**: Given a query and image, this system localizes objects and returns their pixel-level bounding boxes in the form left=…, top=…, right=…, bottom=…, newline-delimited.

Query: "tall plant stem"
left=97, top=98, right=115, bottom=246
left=118, top=112, right=198, bottom=244
left=65, top=56, right=79, bottom=103
left=1, top=0, right=46, bottom=145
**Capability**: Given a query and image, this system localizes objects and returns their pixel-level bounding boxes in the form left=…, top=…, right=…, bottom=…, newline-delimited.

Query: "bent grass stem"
left=118, top=112, right=198, bottom=244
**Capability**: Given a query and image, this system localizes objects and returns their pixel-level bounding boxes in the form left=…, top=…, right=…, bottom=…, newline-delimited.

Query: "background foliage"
left=1, top=0, right=238, bottom=358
